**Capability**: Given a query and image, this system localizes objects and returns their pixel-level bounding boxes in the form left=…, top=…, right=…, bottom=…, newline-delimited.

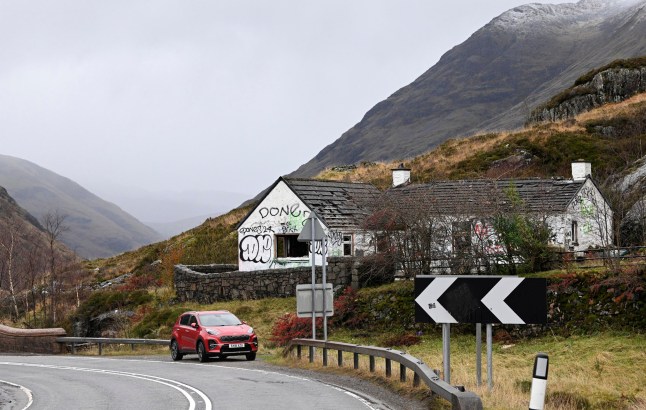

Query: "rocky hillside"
left=0, top=155, right=162, bottom=259
left=293, top=0, right=646, bottom=177
left=530, top=57, right=646, bottom=122
left=0, top=185, right=74, bottom=271
left=0, top=186, right=42, bottom=232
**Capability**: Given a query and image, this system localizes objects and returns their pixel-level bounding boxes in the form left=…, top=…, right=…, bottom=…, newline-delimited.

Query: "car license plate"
left=229, top=343, right=245, bottom=348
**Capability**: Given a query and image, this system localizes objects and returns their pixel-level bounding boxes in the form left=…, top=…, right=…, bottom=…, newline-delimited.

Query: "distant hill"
left=293, top=0, right=646, bottom=177
left=0, top=155, right=162, bottom=259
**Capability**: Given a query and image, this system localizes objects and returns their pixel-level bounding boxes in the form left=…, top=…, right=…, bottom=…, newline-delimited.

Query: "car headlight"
left=246, top=327, right=254, bottom=335
left=206, top=328, right=220, bottom=336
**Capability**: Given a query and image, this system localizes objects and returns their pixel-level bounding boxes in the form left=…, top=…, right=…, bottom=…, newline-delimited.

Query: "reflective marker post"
left=529, top=353, right=549, bottom=410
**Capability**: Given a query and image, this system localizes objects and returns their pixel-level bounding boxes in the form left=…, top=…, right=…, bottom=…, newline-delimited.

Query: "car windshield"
left=198, top=313, right=242, bottom=327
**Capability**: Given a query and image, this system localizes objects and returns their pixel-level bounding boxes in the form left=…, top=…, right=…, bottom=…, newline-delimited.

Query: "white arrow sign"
left=481, top=277, right=525, bottom=324
left=414, top=277, right=458, bottom=323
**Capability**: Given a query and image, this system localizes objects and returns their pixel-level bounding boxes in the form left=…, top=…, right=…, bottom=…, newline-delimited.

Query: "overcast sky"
left=0, top=0, right=565, bottom=221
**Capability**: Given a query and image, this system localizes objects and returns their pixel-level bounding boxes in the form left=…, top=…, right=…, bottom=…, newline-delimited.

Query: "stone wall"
left=174, top=257, right=359, bottom=304
left=0, top=324, right=67, bottom=354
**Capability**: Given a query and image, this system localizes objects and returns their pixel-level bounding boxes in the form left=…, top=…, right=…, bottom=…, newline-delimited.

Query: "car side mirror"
left=242, top=320, right=247, bottom=325
left=190, top=322, right=197, bottom=328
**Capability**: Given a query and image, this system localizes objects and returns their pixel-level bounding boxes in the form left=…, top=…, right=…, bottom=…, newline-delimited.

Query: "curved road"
left=0, top=354, right=427, bottom=410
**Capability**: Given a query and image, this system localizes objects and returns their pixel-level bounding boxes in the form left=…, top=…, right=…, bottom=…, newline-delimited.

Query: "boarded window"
left=276, top=234, right=308, bottom=257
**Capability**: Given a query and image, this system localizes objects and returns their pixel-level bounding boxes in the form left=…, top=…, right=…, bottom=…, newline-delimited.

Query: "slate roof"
left=239, top=176, right=589, bottom=231
left=387, top=178, right=586, bottom=215
left=283, top=178, right=382, bottom=230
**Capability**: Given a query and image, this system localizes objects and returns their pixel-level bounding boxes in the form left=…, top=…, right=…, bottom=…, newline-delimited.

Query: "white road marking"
left=0, top=379, right=33, bottom=410
left=0, top=362, right=212, bottom=410
left=77, top=356, right=381, bottom=409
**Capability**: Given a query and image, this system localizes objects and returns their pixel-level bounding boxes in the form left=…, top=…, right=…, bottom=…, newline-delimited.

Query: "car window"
left=198, top=313, right=242, bottom=327
left=189, top=315, right=198, bottom=327
left=179, top=314, right=190, bottom=326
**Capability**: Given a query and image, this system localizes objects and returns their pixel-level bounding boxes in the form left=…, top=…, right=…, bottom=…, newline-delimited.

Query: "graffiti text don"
left=259, top=204, right=310, bottom=220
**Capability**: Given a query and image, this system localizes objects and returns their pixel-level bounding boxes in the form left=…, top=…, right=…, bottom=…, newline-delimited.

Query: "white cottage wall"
left=237, top=181, right=363, bottom=271
left=564, top=179, right=614, bottom=251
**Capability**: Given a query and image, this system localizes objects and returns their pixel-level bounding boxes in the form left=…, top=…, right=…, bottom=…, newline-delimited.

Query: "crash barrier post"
left=286, top=338, right=482, bottom=410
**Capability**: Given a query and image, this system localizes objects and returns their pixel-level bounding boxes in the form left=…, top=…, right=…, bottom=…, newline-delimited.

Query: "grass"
left=102, top=278, right=645, bottom=410
left=279, top=330, right=646, bottom=410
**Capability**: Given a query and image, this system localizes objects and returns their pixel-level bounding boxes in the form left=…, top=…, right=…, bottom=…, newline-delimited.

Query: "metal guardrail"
left=286, top=338, right=482, bottom=410
left=56, top=337, right=169, bottom=355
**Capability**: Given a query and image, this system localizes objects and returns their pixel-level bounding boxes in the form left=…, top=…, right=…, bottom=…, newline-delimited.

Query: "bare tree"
left=0, top=220, right=21, bottom=320
left=42, top=210, right=69, bottom=324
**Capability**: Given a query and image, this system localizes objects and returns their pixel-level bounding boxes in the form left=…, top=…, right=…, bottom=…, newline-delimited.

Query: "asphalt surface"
left=0, top=354, right=431, bottom=410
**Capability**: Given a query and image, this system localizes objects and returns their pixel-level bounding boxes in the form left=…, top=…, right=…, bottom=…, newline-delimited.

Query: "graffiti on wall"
left=258, top=204, right=310, bottom=220
left=239, top=223, right=274, bottom=235
left=239, top=235, right=272, bottom=263
left=239, top=203, right=312, bottom=265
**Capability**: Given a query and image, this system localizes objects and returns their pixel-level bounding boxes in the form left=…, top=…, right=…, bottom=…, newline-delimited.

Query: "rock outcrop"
left=530, top=62, right=646, bottom=122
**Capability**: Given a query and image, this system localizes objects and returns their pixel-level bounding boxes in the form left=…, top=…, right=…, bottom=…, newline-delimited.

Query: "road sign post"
left=297, top=214, right=329, bottom=341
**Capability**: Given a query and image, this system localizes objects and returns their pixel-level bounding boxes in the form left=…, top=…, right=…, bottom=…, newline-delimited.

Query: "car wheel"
left=197, top=341, right=209, bottom=363
left=246, top=352, right=256, bottom=361
left=170, top=340, right=183, bottom=361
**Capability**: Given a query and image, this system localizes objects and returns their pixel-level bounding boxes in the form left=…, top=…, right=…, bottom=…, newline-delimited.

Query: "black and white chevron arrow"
left=414, top=276, right=547, bottom=324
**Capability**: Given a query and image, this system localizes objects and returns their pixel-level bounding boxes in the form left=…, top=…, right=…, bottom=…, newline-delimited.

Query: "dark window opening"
left=571, top=221, right=578, bottom=245
left=343, top=234, right=353, bottom=256
left=376, top=233, right=391, bottom=253
left=452, top=221, right=472, bottom=253
left=276, top=234, right=308, bottom=257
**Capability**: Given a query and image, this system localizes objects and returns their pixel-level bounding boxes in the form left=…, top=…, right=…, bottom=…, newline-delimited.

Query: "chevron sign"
left=414, top=276, right=547, bottom=324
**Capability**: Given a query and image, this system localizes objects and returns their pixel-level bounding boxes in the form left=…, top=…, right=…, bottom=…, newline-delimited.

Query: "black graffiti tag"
left=239, top=224, right=274, bottom=235
left=239, top=235, right=272, bottom=263
left=258, top=203, right=310, bottom=220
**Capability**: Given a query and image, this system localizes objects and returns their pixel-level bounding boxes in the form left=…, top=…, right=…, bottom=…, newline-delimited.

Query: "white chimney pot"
left=391, top=164, right=411, bottom=187
left=572, top=161, right=591, bottom=181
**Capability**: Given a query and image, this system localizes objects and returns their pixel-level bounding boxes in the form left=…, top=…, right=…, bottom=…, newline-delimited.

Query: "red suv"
left=170, top=310, right=258, bottom=362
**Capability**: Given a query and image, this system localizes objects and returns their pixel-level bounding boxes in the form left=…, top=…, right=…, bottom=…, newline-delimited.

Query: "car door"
left=177, top=314, right=194, bottom=350
left=182, top=314, right=200, bottom=351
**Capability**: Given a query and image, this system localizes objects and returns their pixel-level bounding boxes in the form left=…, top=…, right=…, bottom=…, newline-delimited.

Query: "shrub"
left=132, top=306, right=187, bottom=338
left=269, top=312, right=321, bottom=347
left=75, top=290, right=153, bottom=319
left=117, top=273, right=161, bottom=291
left=330, top=286, right=367, bottom=329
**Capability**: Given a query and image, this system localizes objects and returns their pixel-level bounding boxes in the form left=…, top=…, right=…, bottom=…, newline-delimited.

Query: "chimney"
left=391, top=163, right=411, bottom=187
left=571, top=160, right=591, bottom=181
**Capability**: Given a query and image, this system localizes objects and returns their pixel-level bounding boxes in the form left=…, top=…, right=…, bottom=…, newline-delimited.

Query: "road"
left=0, top=354, right=428, bottom=410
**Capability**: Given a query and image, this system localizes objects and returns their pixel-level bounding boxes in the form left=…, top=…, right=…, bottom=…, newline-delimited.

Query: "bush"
left=75, top=290, right=153, bottom=319
left=330, top=287, right=367, bottom=329
left=117, top=273, right=161, bottom=291
left=269, top=312, right=321, bottom=347
left=132, top=306, right=187, bottom=338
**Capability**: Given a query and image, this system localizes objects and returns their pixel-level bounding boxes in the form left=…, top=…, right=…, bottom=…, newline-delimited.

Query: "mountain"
left=0, top=155, right=162, bottom=259
left=293, top=0, right=646, bottom=177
